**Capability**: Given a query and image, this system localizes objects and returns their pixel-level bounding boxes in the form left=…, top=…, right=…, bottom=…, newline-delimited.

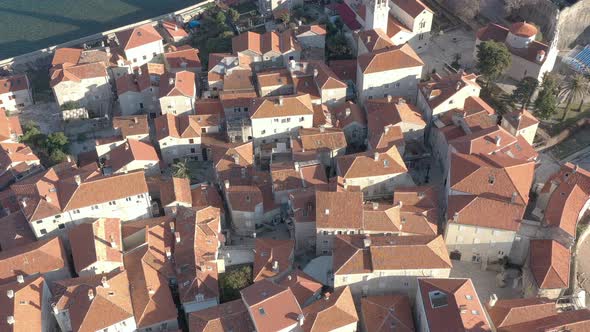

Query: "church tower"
left=364, top=0, right=389, bottom=32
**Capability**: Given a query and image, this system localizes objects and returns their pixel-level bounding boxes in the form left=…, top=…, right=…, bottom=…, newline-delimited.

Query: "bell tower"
left=365, top=0, right=389, bottom=32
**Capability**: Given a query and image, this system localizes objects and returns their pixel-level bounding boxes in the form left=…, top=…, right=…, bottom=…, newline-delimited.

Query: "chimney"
left=6, top=289, right=14, bottom=299
left=313, top=68, right=318, bottom=78
left=16, top=275, right=24, bottom=284
left=387, top=94, right=392, bottom=103
left=456, top=81, right=461, bottom=91
left=133, top=116, right=138, bottom=124
left=324, top=292, right=331, bottom=300
left=384, top=126, right=389, bottom=133
left=105, top=46, right=111, bottom=56
left=169, top=221, right=175, bottom=232
left=6, top=316, right=14, bottom=325
left=165, top=247, right=172, bottom=259
left=109, top=235, right=117, bottom=249
left=224, top=180, right=230, bottom=189
left=88, top=289, right=94, bottom=301
left=233, top=154, right=240, bottom=165
left=367, top=35, right=372, bottom=43
left=272, top=260, right=279, bottom=272
left=536, top=50, right=546, bottom=62
left=294, top=162, right=300, bottom=172
left=453, top=212, right=459, bottom=222
left=397, top=98, right=405, bottom=105
left=363, top=236, right=371, bottom=248
left=372, top=202, right=379, bottom=210
left=169, top=77, right=174, bottom=85
left=45, top=195, right=52, bottom=203
left=488, top=294, right=498, bottom=307
left=324, top=208, right=330, bottom=215
left=298, top=313, right=305, bottom=326
left=124, top=142, right=129, bottom=150
left=319, top=126, right=325, bottom=133
left=345, top=107, right=351, bottom=118
left=374, top=152, right=379, bottom=161
left=175, top=232, right=181, bottom=243
left=278, top=96, right=284, bottom=106
left=66, top=155, right=72, bottom=163
left=101, top=276, right=109, bottom=288
left=175, top=24, right=178, bottom=31
left=511, top=192, right=518, bottom=204
left=105, top=153, right=110, bottom=161
left=290, top=59, right=296, bottom=70
left=494, top=135, right=502, bottom=147
left=74, top=175, right=81, bottom=186
left=287, top=275, right=292, bottom=281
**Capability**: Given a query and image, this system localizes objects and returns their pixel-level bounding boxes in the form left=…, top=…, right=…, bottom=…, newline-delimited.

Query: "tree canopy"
left=476, top=41, right=512, bottom=85
left=511, top=77, right=539, bottom=108
left=534, top=73, right=559, bottom=120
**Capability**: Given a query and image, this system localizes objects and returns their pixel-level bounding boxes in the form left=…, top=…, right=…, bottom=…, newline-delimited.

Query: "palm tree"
left=559, top=74, right=589, bottom=121
left=172, top=159, right=191, bottom=179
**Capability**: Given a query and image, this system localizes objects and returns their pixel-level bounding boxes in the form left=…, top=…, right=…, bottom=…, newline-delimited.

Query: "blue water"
left=0, top=0, right=199, bottom=59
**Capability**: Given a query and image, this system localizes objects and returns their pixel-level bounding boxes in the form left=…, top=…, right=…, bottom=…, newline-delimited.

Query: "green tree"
left=558, top=74, right=588, bottom=121
left=220, top=266, right=252, bottom=301
left=476, top=41, right=512, bottom=87
left=49, top=150, right=68, bottom=164
left=511, top=77, right=539, bottom=108
left=280, top=12, right=290, bottom=24
left=172, top=160, right=191, bottom=179
left=227, top=8, right=240, bottom=23
left=46, top=132, right=69, bottom=153
left=534, top=74, right=559, bottom=120
left=215, top=11, right=226, bottom=25
left=19, top=122, right=44, bottom=146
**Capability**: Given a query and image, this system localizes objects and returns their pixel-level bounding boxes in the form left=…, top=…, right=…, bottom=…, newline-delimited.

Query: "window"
left=395, top=83, right=400, bottom=88
left=36, top=220, right=43, bottom=224
left=465, top=295, right=473, bottom=300
left=261, top=130, right=266, bottom=135
left=189, top=139, right=194, bottom=144
left=420, top=20, right=426, bottom=29
left=126, top=197, right=132, bottom=202
left=190, top=148, right=196, bottom=153
left=299, top=117, right=304, bottom=122
left=133, top=58, right=137, bottom=63
left=418, top=33, right=424, bottom=40
left=58, top=224, right=65, bottom=229
left=55, top=215, right=61, bottom=219
left=109, top=201, right=116, bottom=206
left=142, top=55, right=147, bottom=60
left=40, top=229, right=47, bottom=235
left=153, top=52, right=157, bottom=57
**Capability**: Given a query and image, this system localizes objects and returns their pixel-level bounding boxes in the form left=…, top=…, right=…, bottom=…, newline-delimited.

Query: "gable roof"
left=418, top=278, right=491, bottom=331
left=447, top=194, right=524, bottom=231
left=333, top=234, right=451, bottom=275
left=418, top=71, right=480, bottom=110
left=50, top=62, right=108, bottom=87
left=159, top=70, right=196, bottom=98
left=529, top=239, right=570, bottom=289
left=0, top=112, right=22, bottom=142
left=165, top=45, right=201, bottom=69
left=160, top=176, right=192, bottom=207
left=112, top=115, right=149, bottom=139
left=155, top=113, right=202, bottom=140
left=357, top=43, right=424, bottom=74
left=249, top=94, right=314, bottom=119
left=0, top=74, right=29, bottom=94
left=189, top=299, right=255, bottom=332
left=316, top=188, right=364, bottom=229
left=0, top=236, right=67, bottom=283
left=336, top=145, right=407, bottom=178
left=115, top=23, right=162, bottom=51
left=486, top=298, right=556, bottom=329
left=477, top=23, right=550, bottom=64
left=358, top=29, right=395, bottom=53
left=0, top=211, right=36, bottom=251
left=276, top=269, right=323, bottom=306
left=361, top=294, right=415, bottom=331
left=392, top=0, right=433, bottom=17
left=0, top=276, right=46, bottom=332
left=302, top=286, right=358, bottom=332
left=52, top=270, right=134, bottom=332
left=253, top=238, right=295, bottom=281
left=105, top=139, right=159, bottom=173
left=544, top=182, right=589, bottom=238
left=393, top=186, right=439, bottom=236
left=69, top=218, right=123, bottom=274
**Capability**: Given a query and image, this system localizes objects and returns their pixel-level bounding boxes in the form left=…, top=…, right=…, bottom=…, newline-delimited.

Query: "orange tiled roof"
left=357, top=43, right=423, bottom=74
left=418, top=278, right=491, bottom=331
left=418, top=71, right=480, bottom=110
left=165, top=45, right=201, bottom=69
left=0, top=211, right=35, bottom=250
left=392, top=0, right=433, bottom=17
left=504, top=108, right=539, bottom=131
left=302, top=286, right=358, bottom=332
left=358, top=29, right=395, bottom=53
left=52, top=270, right=134, bottom=332
left=115, top=23, right=162, bottom=51
left=510, top=21, right=538, bottom=37
left=240, top=279, right=303, bottom=332
left=155, top=113, right=202, bottom=140
left=112, top=115, right=149, bottom=138
left=529, top=239, right=570, bottom=290
left=361, top=294, right=415, bottom=331
left=249, top=94, right=314, bottom=119
left=333, top=234, right=452, bottom=275
left=0, top=276, right=46, bottom=331
left=159, top=70, right=196, bottom=98
left=51, top=47, right=83, bottom=66
left=160, top=177, right=192, bottom=207
left=447, top=194, right=524, bottom=231
left=253, top=238, right=295, bottom=281
left=0, top=112, right=23, bottom=142
left=394, top=186, right=439, bottom=236
left=336, top=145, right=407, bottom=178
left=189, top=299, right=254, bottom=332
left=162, top=20, right=189, bottom=38
left=0, top=236, right=67, bottom=284
left=486, top=297, right=556, bottom=329
left=276, top=269, right=323, bottom=306
left=105, top=139, right=159, bottom=172
left=0, top=74, right=29, bottom=94
left=69, top=218, right=123, bottom=274
left=544, top=182, right=588, bottom=237
left=316, top=188, right=364, bottom=229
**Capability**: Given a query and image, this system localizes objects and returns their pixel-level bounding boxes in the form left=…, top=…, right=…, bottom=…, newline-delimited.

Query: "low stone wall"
left=62, top=108, right=89, bottom=121
left=537, top=117, right=590, bottom=151
left=1, top=0, right=215, bottom=72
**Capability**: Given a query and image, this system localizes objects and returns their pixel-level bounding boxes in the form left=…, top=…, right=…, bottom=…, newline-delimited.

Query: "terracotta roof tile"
left=544, top=182, right=588, bottom=237
left=165, top=45, right=201, bottom=69
left=277, top=269, right=323, bottom=306
left=189, top=299, right=254, bottom=332
left=162, top=20, right=188, bottom=39
left=529, top=239, right=570, bottom=289
left=0, top=112, right=22, bottom=142
left=486, top=297, right=556, bottom=329
left=504, top=108, right=539, bottom=131
left=104, top=139, right=159, bottom=173
left=358, top=29, right=395, bottom=53
left=69, top=218, right=123, bottom=274
left=253, top=238, right=294, bottom=281
left=51, top=48, right=82, bottom=66
left=357, top=43, right=424, bottom=74
left=115, top=23, right=162, bottom=51
left=155, top=113, right=202, bottom=140
left=418, top=278, right=491, bottom=331
left=240, top=279, right=303, bottom=332
left=296, top=24, right=327, bottom=36
left=447, top=194, right=524, bottom=231
left=336, top=145, right=407, bottom=178
left=361, top=294, right=415, bottom=331
left=477, top=23, right=549, bottom=64
left=0, top=211, right=35, bottom=250
left=159, top=70, right=196, bottom=98
left=270, top=162, right=328, bottom=192
left=331, top=101, right=366, bottom=130
left=256, top=68, right=293, bottom=89
left=124, top=243, right=177, bottom=328
left=362, top=201, right=402, bottom=233
left=112, top=115, right=149, bottom=138
left=160, top=177, right=191, bottom=207
left=0, top=236, right=67, bottom=283
left=328, top=59, right=357, bottom=83
left=418, top=72, right=481, bottom=110
left=0, top=276, right=46, bottom=331
left=393, top=186, right=438, bottom=236
left=52, top=270, right=134, bottom=332
left=294, top=127, right=347, bottom=153
left=500, top=309, right=590, bottom=331
left=333, top=234, right=451, bottom=275
left=316, top=188, right=364, bottom=229
left=510, top=21, right=538, bottom=38
left=0, top=74, right=29, bottom=94
left=302, top=286, right=358, bottom=331
left=250, top=94, right=314, bottom=119
left=392, top=0, right=433, bottom=17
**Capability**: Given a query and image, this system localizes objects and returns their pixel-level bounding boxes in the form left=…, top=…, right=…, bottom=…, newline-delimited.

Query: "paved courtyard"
left=420, top=28, right=477, bottom=75
left=17, top=102, right=62, bottom=133
left=450, top=260, right=522, bottom=304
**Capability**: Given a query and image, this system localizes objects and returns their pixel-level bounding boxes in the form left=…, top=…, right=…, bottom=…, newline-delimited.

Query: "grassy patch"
left=543, top=107, right=590, bottom=137
left=219, top=265, right=252, bottom=302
